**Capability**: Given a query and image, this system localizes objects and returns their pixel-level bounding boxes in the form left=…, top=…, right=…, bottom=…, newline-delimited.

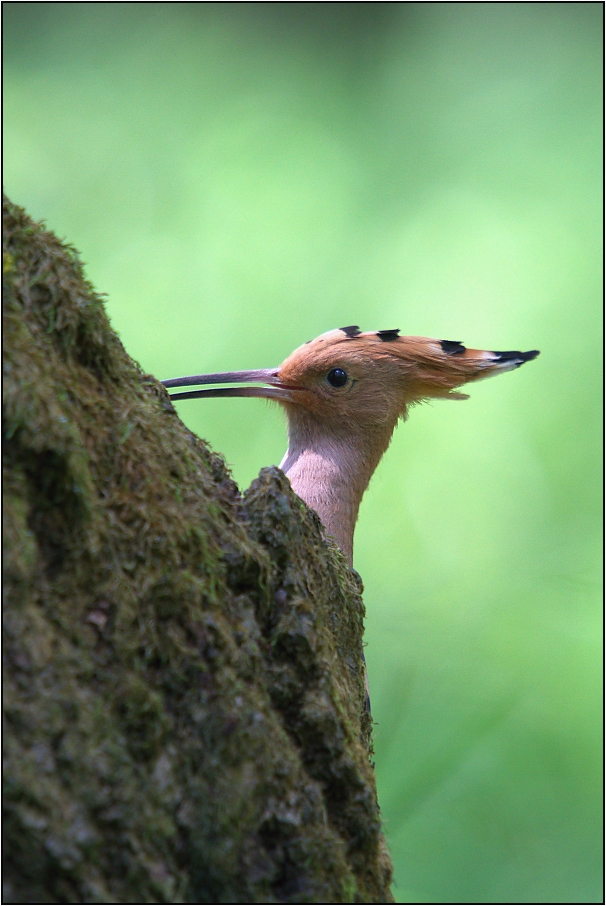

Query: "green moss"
left=2, top=195, right=393, bottom=904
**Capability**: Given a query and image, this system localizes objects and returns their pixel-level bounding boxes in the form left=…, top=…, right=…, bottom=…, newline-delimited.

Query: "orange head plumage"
left=272, top=326, right=538, bottom=430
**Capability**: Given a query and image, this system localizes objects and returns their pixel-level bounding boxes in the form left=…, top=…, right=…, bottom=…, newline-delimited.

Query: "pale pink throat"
left=279, top=413, right=394, bottom=566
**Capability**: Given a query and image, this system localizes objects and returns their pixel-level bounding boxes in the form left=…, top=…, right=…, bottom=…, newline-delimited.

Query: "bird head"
left=163, top=326, right=539, bottom=440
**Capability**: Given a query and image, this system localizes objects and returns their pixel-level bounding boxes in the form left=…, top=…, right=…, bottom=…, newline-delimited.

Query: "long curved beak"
left=161, top=368, right=296, bottom=402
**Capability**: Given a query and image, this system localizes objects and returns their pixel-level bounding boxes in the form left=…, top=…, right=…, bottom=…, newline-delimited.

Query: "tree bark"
left=2, top=196, right=393, bottom=904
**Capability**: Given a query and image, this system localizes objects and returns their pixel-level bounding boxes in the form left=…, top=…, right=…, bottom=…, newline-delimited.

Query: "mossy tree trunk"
left=2, top=197, right=393, bottom=904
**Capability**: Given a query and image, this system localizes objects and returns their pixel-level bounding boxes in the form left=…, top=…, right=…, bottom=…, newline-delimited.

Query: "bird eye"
left=326, top=367, right=348, bottom=388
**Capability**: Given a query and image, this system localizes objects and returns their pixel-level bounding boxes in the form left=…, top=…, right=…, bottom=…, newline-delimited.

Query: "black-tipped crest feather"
left=491, top=349, right=540, bottom=364
left=440, top=340, right=466, bottom=355
left=376, top=329, right=400, bottom=341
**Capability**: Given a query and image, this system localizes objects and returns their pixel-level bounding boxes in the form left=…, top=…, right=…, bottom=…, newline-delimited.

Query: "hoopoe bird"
left=163, top=326, right=539, bottom=567
left=163, top=327, right=539, bottom=710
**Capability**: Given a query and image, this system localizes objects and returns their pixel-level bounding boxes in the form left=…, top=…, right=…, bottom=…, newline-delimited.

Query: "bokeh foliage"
left=3, top=4, right=602, bottom=903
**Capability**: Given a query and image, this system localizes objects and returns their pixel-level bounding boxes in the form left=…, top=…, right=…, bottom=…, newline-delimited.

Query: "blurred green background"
left=3, top=3, right=602, bottom=902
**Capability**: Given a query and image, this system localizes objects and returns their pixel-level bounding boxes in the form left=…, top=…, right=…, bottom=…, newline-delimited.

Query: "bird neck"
left=279, top=414, right=394, bottom=566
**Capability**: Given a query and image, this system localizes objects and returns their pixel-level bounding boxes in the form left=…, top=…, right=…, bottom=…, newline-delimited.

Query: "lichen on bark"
left=2, top=196, right=393, bottom=904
